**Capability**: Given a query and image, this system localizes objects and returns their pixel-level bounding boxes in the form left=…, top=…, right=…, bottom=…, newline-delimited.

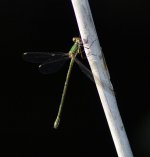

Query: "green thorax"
left=69, top=42, right=79, bottom=55
left=69, top=37, right=81, bottom=57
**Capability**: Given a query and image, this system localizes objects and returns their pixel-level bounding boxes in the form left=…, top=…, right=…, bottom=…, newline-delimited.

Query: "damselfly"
left=22, top=37, right=113, bottom=129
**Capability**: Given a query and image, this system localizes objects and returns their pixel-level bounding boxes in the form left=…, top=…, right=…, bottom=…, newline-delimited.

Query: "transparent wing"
left=75, top=58, right=114, bottom=94
left=22, top=52, right=70, bottom=74
left=39, top=57, right=69, bottom=74
left=22, top=52, right=68, bottom=63
left=75, top=58, right=94, bottom=82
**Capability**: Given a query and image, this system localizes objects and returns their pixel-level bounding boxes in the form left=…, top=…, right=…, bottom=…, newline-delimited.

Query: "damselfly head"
left=72, top=37, right=82, bottom=44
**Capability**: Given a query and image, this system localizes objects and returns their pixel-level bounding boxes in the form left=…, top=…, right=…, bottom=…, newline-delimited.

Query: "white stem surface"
left=71, top=1, right=134, bottom=157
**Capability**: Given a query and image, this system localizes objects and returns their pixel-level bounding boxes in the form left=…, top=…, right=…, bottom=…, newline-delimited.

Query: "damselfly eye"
left=72, top=37, right=82, bottom=44
left=72, top=37, right=76, bottom=42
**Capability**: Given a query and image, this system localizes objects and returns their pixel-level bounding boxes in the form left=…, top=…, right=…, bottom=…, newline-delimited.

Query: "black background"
left=1, top=0, right=150, bottom=156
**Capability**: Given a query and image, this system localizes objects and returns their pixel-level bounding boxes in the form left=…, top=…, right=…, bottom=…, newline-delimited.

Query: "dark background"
left=0, top=0, right=150, bottom=156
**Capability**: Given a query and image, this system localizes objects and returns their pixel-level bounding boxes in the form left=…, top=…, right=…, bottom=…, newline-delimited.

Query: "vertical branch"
left=71, top=0, right=134, bottom=157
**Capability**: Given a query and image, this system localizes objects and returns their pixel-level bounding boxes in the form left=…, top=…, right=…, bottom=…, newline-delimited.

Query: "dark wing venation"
left=75, top=58, right=114, bottom=94
left=22, top=52, right=68, bottom=63
left=75, top=58, right=94, bottom=82
left=39, top=57, right=69, bottom=74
